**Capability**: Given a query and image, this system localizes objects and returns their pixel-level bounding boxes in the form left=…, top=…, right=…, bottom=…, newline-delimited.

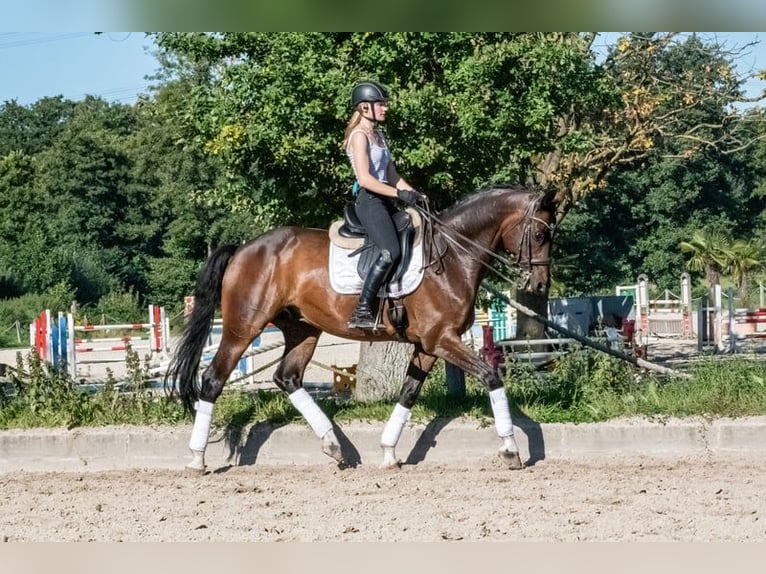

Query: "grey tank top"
left=346, top=128, right=391, bottom=183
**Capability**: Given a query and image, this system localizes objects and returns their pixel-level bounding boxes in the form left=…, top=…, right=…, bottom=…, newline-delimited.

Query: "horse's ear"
left=541, top=188, right=562, bottom=208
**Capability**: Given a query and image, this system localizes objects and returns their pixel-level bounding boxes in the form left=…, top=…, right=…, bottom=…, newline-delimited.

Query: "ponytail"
left=342, top=110, right=363, bottom=150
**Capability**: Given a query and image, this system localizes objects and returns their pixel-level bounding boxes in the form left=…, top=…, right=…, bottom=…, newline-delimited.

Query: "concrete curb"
left=2, top=417, right=766, bottom=472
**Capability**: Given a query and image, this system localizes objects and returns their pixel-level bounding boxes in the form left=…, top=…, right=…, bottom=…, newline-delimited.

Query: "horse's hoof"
left=380, top=446, right=402, bottom=469
left=321, top=435, right=344, bottom=464
left=186, top=449, right=206, bottom=473
left=185, top=462, right=206, bottom=474
left=498, top=449, right=524, bottom=470
left=380, top=459, right=402, bottom=470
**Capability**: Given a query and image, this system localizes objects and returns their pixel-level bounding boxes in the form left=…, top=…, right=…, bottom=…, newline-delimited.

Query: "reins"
left=411, top=195, right=554, bottom=289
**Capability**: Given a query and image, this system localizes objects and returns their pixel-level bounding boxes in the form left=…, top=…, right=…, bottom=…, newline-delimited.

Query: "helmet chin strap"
left=363, top=102, right=380, bottom=126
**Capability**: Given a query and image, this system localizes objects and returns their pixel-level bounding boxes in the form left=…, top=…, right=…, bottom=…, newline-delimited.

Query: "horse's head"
left=499, top=190, right=556, bottom=295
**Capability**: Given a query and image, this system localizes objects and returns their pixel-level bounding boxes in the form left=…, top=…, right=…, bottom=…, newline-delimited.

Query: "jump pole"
left=66, top=305, right=169, bottom=378
left=481, top=281, right=691, bottom=379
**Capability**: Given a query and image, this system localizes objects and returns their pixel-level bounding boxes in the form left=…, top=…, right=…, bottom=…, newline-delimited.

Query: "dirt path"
left=1, top=455, right=763, bottom=542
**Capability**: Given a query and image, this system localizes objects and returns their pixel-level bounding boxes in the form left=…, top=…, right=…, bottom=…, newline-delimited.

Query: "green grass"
left=1, top=346, right=765, bottom=431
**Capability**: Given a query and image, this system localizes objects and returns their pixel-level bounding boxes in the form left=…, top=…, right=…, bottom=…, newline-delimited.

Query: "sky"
left=0, top=32, right=159, bottom=106
left=1, top=32, right=766, bottom=108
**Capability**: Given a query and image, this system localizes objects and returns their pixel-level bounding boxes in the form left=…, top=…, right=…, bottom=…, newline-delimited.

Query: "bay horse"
left=166, top=185, right=556, bottom=472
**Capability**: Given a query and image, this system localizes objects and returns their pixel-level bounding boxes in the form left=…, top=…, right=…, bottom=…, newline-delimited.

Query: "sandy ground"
left=2, top=335, right=765, bottom=542
left=0, top=454, right=764, bottom=542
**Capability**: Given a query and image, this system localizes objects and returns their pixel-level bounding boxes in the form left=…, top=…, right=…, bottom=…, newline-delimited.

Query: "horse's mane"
left=438, top=184, right=545, bottom=230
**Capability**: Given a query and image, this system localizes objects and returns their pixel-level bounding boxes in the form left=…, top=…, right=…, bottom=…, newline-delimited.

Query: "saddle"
left=329, top=202, right=421, bottom=283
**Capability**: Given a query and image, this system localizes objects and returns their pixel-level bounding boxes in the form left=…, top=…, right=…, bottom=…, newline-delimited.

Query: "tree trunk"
left=739, top=276, right=749, bottom=307
left=513, top=289, right=548, bottom=339
left=353, top=340, right=412, bottom=403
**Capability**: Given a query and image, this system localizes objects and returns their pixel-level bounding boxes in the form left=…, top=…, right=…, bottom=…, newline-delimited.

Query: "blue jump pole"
left=58, top=313, right=68, bottom=371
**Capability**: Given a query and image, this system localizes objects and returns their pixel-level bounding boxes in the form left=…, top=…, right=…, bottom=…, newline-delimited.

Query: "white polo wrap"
left=289, top=388, right=334, bottom=439
left=381, top=403, right=411, bottom=447
left=489, top=387, right=514, bottom=437
left=189, top=399, right=215, bottom=452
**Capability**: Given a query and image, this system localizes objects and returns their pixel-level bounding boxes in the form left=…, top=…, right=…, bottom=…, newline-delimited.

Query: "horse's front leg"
left=435, top=334, right=523, bottom=470
left=380, top=347, right=436, bottom=469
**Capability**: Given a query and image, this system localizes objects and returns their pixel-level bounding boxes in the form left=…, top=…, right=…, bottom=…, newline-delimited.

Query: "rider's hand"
left=397, top=188, right=426, bottom=206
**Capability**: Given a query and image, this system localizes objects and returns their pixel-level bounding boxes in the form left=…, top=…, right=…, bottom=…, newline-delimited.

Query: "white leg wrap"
left=489, top=387, right=513, bottom=437
left=381, top=403, right=411, bottom=447
left=289, top=388, right=333, bottom=439
left=189, top=400, right=214, bottom=452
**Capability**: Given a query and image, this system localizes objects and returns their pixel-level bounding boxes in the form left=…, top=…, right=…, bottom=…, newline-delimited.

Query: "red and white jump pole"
left=31, top=305, right=169, bottom=379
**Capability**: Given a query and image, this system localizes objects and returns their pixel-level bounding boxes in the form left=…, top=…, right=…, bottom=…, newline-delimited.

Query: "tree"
left=0, top=149, right=39, bottom=296
left=128, top=78, right=262, bottom=312
left=725, top=239, right=765, bottom=304
left=0, top=97, right=77, bottom=156
left=147, top=32, right=766, bottom=400
left=679, top=229, right=732, bottom=291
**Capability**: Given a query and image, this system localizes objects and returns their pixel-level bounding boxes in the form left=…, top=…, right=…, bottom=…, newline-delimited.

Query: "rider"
left=343, top=80, right=426, bottom=330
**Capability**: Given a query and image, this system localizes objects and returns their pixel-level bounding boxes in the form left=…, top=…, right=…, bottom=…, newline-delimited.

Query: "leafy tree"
left=552, top=34, right=766, bottom=297
left=679, top=229, right=732, bottom=291
left=0, top=97, right=77, bottom=156
left=147, top=32, right=766, bottom=400
left=725, top=239, right=765, bottom=304
left=127, top=78, right=260, bottom=311
left=0, top=149, right=38, bottom=296
left=32, top=97, right=147, bottom=302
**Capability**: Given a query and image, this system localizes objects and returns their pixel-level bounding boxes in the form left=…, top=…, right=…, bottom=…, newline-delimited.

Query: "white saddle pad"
left=328, top=241, right=425, bottom=297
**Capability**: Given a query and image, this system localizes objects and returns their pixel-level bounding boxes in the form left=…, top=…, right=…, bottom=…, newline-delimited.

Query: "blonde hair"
left=342, top=110, right=364, bottom=150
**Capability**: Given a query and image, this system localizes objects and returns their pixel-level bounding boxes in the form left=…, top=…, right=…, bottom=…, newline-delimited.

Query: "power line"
left=0, top=33, right=94, bottom=50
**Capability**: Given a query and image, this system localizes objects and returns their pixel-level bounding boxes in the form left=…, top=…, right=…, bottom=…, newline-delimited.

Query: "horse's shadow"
left=210, top=410, right=545, bottom=472
left=211, top=420, right=363, bottom=472
left=402, top=412, right=546, bottom=467
left=513, top=413, right=546, bottom=466
left=209, top=421, right=283, bottom=473
left=403, top=417, right=453, bottom=465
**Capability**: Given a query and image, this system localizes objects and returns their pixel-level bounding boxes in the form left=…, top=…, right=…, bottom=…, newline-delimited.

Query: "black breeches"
left=355, top=188, right=401, bottom=263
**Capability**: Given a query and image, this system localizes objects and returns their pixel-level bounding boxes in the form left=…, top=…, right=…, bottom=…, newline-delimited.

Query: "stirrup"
left=347, top=313, right=378, bottom=330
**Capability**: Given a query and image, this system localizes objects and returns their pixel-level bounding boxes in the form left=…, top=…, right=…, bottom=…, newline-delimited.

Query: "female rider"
left=343, top=80, right=425, bottom=330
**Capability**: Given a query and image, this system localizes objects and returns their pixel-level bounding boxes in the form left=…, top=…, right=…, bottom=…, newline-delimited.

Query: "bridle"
left=513, top=209, right=556, bottom=289
left=413, top=195, right=555, bottom=290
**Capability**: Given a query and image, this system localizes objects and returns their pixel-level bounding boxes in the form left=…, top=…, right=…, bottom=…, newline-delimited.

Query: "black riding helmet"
left=350, top=80, right=390, bottom=108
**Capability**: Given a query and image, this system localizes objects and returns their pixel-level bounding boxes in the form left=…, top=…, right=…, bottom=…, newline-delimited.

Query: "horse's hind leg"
left=187, top=332, right=256, bottom=472
left=272, top=317, right=343, bottom=464
left=380, top=346, right=437, bottom=469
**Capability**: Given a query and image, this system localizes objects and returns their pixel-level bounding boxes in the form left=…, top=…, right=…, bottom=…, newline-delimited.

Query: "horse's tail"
left=165, top=244, right=239, bottom=414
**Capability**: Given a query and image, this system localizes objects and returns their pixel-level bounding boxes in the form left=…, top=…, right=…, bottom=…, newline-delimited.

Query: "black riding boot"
left=348, top=251, right=394, bottom=330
